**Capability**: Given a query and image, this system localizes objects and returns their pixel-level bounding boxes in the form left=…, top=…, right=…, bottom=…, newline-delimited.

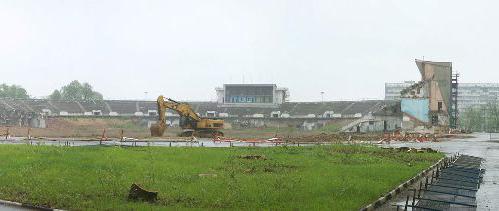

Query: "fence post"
left=27, top=128, right=31, bottom=140
left=100, top=129, right=107, bottom=145
left=404, top=195, right=409, bottom=211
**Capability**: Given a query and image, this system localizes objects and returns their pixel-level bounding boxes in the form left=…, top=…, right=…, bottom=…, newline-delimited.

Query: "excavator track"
left=180, top=130, right=224, bottom=138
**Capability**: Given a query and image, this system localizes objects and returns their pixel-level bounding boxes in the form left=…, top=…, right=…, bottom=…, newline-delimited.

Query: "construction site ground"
left=1, top=118, right=337, bottom=140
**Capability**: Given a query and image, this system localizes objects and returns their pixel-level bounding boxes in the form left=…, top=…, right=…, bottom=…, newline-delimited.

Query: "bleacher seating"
left=78, top=101, right=110, bottom=114
left=343, top=101, right=382, bottom=115
left=49, top=101, right=83, bottom=114
left=137, top=101, right=158, bottom=114
left=0, top=99, right=37, bottom=126
left=105, top=101, right=138, bottom=115
left=0, top=98, right=400, bottom=119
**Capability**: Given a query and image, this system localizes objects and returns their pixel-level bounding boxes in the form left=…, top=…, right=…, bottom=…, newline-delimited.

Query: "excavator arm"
left=161, top=97, right=201, bottom=122
left=150, top=96, right=167, bottom=136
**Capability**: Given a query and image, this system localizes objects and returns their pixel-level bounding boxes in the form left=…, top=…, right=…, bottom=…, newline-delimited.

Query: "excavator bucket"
left=150, top=123, right=166, bottom=137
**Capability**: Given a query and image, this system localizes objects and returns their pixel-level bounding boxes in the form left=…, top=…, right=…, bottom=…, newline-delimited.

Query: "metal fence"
left=398, top=154, right=484, bottom=211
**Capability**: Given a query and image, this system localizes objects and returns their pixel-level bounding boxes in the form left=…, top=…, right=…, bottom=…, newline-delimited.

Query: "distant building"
left=458, top=83, right=499, bottom=109
left=385, top=81, right=416, bottom=100
left=386, top=82, right=499, bottom=111
left=215, top=84, right=289, bottom=107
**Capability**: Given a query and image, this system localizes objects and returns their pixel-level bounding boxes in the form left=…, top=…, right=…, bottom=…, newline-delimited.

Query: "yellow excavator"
left=150, top=95, right=224, bottom=137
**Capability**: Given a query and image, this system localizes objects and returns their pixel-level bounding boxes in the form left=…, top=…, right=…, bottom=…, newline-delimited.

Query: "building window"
left=432, top=114, right=439, bottom=125
left=438, top=102, right=443, bottom=112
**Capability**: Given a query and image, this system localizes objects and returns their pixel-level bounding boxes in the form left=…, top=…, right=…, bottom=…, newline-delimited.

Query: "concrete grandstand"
left=0, top=98, right=401, bottom=132
left=0, top=98, right=395, bottom=118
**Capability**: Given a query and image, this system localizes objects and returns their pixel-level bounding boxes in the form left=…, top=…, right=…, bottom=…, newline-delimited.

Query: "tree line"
left=0, top=84, right=29, bottom=99
left=460, top=103, right=499, bottom=132
left=0, top=80, right=104, bottom=102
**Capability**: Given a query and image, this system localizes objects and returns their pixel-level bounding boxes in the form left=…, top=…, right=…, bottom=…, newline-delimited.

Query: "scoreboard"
left=224, top=84, right=275, bottom=104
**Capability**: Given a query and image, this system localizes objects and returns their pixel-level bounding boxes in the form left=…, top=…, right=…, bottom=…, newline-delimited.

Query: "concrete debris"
left=382, top=147, right=438, bottom=153
left=238, top=155, right=267, bottom=160
left=378, top=133, right=438, bottom=143
left=283, top=133, right=386, bottom=143
left=128, top=183, right=158, bottom=203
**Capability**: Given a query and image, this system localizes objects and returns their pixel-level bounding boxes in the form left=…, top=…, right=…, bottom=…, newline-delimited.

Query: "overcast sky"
left=1, top=0, right=498, bottom=101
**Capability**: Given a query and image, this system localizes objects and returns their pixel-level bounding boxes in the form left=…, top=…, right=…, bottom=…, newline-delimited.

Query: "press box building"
left=215, top=84, right=289, bottom=108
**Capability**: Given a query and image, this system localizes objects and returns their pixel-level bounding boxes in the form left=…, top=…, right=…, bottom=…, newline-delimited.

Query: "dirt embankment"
left=0, top=118, right=180, bottom=138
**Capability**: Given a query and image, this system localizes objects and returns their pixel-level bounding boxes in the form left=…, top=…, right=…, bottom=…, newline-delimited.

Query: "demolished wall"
left=401, top=59, right=452, bottom=132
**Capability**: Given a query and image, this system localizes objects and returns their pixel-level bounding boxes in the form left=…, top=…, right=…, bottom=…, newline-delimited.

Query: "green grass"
left=0, top=145, right=443, bottom=210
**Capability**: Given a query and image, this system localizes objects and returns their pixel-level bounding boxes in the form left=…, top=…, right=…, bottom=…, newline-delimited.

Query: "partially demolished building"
left=401, top=59, right=458, bottom=131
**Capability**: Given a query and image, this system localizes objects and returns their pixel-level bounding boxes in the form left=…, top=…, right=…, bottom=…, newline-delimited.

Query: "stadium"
left=0, top=84, right=402, bottom=133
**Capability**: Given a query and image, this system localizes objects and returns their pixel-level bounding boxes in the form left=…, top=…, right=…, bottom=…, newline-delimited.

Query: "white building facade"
left=215, top=84, right=289, bottom=107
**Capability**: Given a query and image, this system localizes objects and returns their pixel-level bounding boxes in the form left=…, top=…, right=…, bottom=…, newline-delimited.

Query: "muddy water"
left=381, top=133, right=499, bottom=210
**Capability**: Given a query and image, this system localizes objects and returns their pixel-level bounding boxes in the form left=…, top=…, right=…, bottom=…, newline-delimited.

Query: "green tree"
left=48, top=90, right=62, bottom=100
left=484, top=103, right=499, bottom=132
left=50, top=80, right=104, bottom=101
left=0, top=83, right=29, bottom=99
left=460, top=107, right=482, bottom=131
left=460, top=103, right=499, bottom=132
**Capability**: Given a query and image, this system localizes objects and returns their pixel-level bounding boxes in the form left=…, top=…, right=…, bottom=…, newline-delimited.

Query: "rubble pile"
left=282, top=133, right=383, bottom=143
left=282, top=132, right=447, bottom=144
left=378, top=133, right=438, bottom=143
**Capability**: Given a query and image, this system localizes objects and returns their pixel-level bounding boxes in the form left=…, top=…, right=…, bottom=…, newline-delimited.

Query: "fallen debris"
left=283, top=133, right=383, bottom=143
left=382, top=147, right=438, bottom=153
left=238, top=155, right=267, bottom=160
left=198, top=173, right=218, bottom=177
left=128, top=183, right=158, bottom=202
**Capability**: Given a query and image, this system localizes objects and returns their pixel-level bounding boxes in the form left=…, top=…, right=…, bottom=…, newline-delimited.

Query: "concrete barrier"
left=0, top=199, right=65, bottom=211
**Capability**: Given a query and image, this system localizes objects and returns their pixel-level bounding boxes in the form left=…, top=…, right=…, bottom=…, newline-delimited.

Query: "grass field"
left=0, top=145, right=443, bottom=210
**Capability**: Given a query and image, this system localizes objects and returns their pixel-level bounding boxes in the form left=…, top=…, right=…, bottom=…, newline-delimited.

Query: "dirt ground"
left=0, top=118, right=333, bottom=139
left=3, top=118, right=442, bottom=143
left=0, top=118, right=170, bottom=139
left=1, top=118, right=464, bottom=143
